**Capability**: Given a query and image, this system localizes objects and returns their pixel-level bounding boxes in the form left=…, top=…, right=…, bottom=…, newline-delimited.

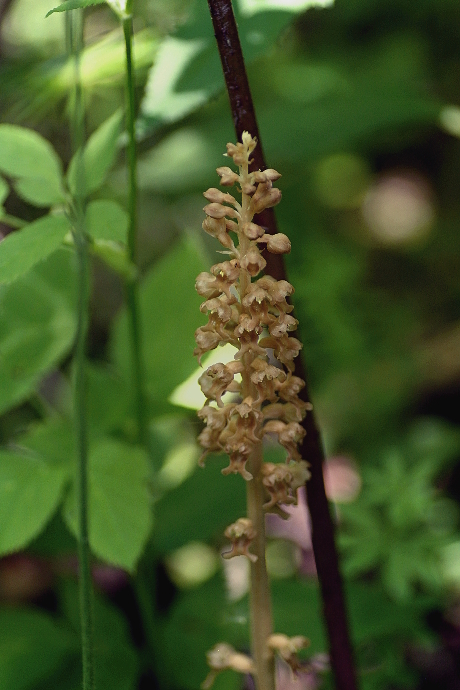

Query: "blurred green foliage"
left=2, top=0, right=460, bottom=688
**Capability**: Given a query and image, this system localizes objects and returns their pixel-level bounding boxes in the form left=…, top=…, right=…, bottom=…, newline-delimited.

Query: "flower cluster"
left=195, top=132, right=310, bottom=489
left=195, top=133, right=311, bottom=689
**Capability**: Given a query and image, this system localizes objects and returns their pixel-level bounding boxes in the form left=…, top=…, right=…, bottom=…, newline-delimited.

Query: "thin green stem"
left=67, top=10, right=95, bottom=690
left=0, top=213, right=26, bottom=229
left=122, top=14, right=148, bottom=449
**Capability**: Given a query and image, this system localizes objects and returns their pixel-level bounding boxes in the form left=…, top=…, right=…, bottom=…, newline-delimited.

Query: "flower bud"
left=241, top=182, right=256, bottom=196
left=251, top=187, right=282, bottom=214
left=216, top=166, right=239, bottom=186
left=264, top=169, right=282, bottom=181
left=243, top=222, right=265, bottom=240
left=265, top=233, right=291, bottom=254
left=203, top=188, right=237, bottom=205
left=204, top=203, right=239, bottom=220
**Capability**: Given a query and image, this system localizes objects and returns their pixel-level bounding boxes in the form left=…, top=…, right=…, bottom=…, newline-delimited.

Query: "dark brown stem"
left=207, top=1, right=358, bottom=688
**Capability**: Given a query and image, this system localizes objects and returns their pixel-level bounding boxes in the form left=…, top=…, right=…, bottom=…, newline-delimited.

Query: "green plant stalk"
left=122, top=13, right=148, bottom=449
left=67, top=9, right=95, bottom=690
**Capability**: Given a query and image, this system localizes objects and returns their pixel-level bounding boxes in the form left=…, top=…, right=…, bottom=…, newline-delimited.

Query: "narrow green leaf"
left=0, top=214, right=71, bottom=285
left=0, top=249, right=77, bottom=415
left=46, top=0, right=105, bottom=16
left=67, top=110, right=123, bottom=196
left=110, top=237, right=207, bottom=411
left=86, top=199, right=128, bottom=242
left=0, top=608, right=76, bottom=690
left=0, top=125, right=65, bottom=206
left=63, top=438, right=152, bottom=572
left=0, top=451, right=69, bottom=556
left=105, top=0, right=128, bottom=18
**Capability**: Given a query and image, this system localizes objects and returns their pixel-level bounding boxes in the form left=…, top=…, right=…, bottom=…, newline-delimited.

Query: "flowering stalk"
left=196, top=133, right=310, bottom=690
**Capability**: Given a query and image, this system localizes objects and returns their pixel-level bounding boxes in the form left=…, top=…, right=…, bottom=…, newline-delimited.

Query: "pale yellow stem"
left=237, top=158, right=276, bottom=690
left=246, top=444, right=276, bottom=690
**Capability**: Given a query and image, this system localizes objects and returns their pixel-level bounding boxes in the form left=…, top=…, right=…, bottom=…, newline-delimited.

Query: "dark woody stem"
left=207, top=1, right=358, bottom=689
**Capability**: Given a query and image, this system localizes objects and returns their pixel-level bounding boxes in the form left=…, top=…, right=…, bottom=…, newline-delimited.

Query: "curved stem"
left=66, top=9, right=95, bottom=690
left=122, top=15, right=149, bottom=449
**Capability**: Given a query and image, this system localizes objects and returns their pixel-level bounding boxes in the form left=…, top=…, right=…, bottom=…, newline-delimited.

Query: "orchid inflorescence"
left=195, top=132, right=311, bottom=689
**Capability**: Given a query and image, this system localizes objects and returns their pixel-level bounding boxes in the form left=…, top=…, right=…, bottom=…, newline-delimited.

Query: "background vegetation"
left=1, top=0, right=460, bottom=688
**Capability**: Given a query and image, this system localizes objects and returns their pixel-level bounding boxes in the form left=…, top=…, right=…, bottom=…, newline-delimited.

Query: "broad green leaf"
left=238, top=0, right=333, bottom=15
left=153, top=457, right=246, bottom=554
left=346, top=581, right=433, bottom=643
left=271, top=579, right=327, bottom=653
left=0, top=214, right=70, bottom=285
left=0, top=177, right=8, bottom=206
left=0, top=124, right=65, bottom=206
left=14, top=176, right=65, bottom=207
left=19, top=418, right=75, bottom=467
left=86, top=199, right=128, bottom=242
left=91, top=240, right=135, bottom=280
left=67, top=110, right=123, bottom=197
left=0, top=450, right=69, bottom=556
left=141, top=1, right=318, bottom=126
left=46, top=0, right=105, bottom=16
left=0, top=249, right=77, bottom=415
left=159, top=576, right=242, bottom=690
left=63, top=438, right=152, bottom=571
left=17, top=30, right=156, bottom=120
left=0, top=608, right=76, bottom=690
left=86, top=363, right=130, bottom=435
left=54, top=579, right=139, bottom=690
left=111, top=237, right=207, bottom=411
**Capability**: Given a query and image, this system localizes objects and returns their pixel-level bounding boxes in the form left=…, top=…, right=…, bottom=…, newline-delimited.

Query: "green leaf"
left=271, top=579, right=327, bottom=654
left=153, top=457, right=246, bottom=554
left=105, top=0, right=128, bottom=18
left=141, top=2, right=319, bottom=126
left=0, top=177, right=8, bottom=206
left=55, top=579, right=139, bottom=690
left=86, top=363, right=130, bottom=435
left=345, top=581, right=433, bottom=643
left=63, top=438, right=152, bottom=571
left=0, top=608, right=76, bottom=690
left=0, top=248, right=77, bottom=415
left=159, top=576, right=242, bottom=690
left=91, top=240, right=136, bottom=280
left=0, top=214, right=71, bottom=285
left=46, top=0, right=105, bottom=16
left=0, top=450, right=69, bottom=556
left=86, top=199, right=128, bottom=243
left=111, top=237, right=207, bottom=412
left=20, top=418, right=75, bottom=467
left=0, top=124, right=65, bottom=206
left=67, top=110, right=123, bottom=197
